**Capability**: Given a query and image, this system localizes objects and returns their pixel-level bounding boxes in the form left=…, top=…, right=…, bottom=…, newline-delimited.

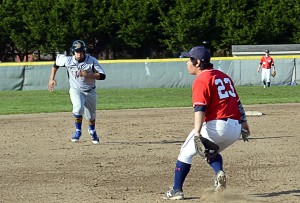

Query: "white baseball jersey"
left=55, top=54, right=105, bottom=92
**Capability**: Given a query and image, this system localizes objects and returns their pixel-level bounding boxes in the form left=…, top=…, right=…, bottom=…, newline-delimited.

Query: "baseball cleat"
left=88, top=130, right=100, bottom=144
left=214, top=170, right=226, bottom=192
left=71, top=130, right=82, bottom=143
left=163, top=187, right=184, bottom=200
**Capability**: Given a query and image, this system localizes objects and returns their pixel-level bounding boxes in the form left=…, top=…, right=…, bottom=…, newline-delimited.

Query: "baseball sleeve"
left=55, top=54, right=67, bottom=67
left=93, top=59, right=105, bottom=75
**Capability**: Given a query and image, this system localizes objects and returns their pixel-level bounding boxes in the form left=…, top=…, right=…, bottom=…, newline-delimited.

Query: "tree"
left=214, top=0, right=256, bottom=55
left=158, top=0, right=215, bottom=56
left=1, top=0, right=300, bottom=61
left=253, top=0, right=299, bottom=44
left=0, top=0, right=14, bottom=61
left=110, top=0, right=164, bottom=58
left=87, top=0, right=119, bottom=59
left=1, top=0, right=30, bottom=61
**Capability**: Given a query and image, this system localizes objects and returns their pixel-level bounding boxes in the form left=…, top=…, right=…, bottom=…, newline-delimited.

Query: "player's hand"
left=79, top=70, right=90, bottom=78
left=257, top=69, right=260, bottom=73
left=48, top=79, right=56, bottom=92
left=241, top=121, right=250, bottom=134
left=241, top=121, right=250, bottom=142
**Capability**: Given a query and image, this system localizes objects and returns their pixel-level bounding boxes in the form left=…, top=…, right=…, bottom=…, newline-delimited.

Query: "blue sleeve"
left=194, top=105, right=206, bottom=112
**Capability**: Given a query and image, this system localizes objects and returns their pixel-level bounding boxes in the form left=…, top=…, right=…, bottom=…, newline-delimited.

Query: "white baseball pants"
left=178, top=118, right=241, bottom=164
left=69, top=87, right=97, bottom=121
left=261, top=68, right=271, bottom=83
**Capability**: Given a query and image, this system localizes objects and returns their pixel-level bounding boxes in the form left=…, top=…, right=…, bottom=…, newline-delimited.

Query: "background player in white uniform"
left=48, top=40, right=106, bottom=144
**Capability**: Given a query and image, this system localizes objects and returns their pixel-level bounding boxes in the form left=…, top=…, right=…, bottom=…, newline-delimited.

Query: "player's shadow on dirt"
left=183, top=196, right=200, bottom=200
left=239, top=135, right=293, bottom=142
left=254, top=189, right=300, bottom=197
left=107, top=140, right=184, bottom=145
left=109, top=135, right=295, bottom=145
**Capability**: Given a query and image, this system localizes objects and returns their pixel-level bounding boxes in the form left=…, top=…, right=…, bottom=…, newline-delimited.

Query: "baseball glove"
left=271, top=70, right=276, bottom=77
left=241, top=129, right=249, bottom=142
left=194, top=135, right=219, bottom=161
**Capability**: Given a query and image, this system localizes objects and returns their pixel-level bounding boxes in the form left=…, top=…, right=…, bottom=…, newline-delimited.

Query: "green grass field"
left=0, top=85, right=299, bottom=115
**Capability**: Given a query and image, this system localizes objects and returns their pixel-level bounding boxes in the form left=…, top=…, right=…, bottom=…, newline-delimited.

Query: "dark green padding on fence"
left=0, top=57, right=297, bottom=91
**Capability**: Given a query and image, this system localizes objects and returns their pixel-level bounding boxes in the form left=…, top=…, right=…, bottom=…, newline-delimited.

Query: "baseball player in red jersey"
left=257, top=49, right=275, bottom=88
left=163, top=46, right=250, bottom=200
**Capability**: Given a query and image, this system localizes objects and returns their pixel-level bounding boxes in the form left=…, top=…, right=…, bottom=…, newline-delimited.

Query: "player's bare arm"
left=194, top=110, right=205, bottom=136
left=48, top=67, right=58, bottom=92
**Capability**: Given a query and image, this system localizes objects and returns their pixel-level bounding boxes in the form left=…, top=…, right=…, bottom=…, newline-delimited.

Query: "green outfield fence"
left=0, top=56, right=298, bottom=91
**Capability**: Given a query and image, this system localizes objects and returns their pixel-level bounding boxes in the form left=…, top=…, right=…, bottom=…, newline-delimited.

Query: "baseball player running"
left=163, top=46, right=250, bottom=200
left=48, top=40, right=106, bottom=144
left=257, top=49, right=275, bottom=88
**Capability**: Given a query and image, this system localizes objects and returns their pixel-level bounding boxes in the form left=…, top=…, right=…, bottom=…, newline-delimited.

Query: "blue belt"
left=83, top=86, right=95, bottom=92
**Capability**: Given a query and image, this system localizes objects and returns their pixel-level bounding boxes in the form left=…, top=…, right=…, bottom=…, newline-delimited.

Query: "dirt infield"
left=1, top=103, right=300, bottom=203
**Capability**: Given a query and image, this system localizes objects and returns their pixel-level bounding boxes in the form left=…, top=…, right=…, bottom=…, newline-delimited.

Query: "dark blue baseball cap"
left=181, top=46, right=211, bottom=63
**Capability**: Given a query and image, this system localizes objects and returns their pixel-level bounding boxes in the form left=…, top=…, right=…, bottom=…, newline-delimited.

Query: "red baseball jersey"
left=260, top=56, right=274, bottom=69
left=192, top=69, right=241, bottom=122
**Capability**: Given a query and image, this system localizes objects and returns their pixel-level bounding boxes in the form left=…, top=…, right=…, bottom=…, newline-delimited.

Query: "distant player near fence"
left=257, top=49, right=276, bottom=88
left=48, top=40, right=106, bottom=144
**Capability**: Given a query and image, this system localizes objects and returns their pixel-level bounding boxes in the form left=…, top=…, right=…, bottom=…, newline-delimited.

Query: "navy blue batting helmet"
left=71, top=40, right=86, bottom=52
